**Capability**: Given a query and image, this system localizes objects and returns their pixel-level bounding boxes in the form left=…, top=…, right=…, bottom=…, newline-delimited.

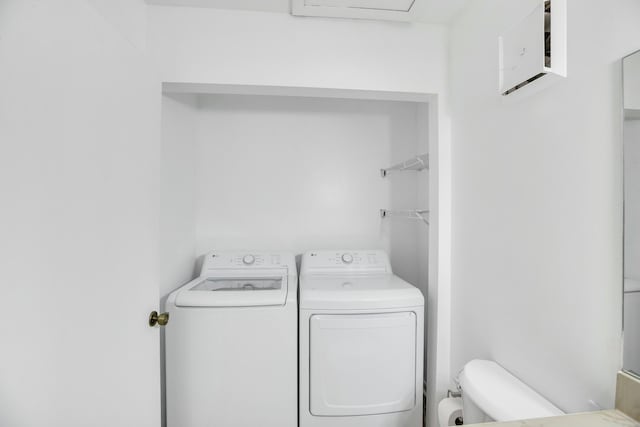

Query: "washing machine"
left=165, top=251, right=297, bottom=427
left=299, top=250, right=424, bottom=427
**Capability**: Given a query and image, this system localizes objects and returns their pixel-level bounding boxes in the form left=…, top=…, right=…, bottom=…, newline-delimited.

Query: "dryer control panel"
left=201, top=252, right=295, bottom=272
left=301, top=250, right=391, bottom=275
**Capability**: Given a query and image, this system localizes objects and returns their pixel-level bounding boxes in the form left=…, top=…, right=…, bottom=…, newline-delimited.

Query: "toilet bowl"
left=453, top=359, right=564, bottom=425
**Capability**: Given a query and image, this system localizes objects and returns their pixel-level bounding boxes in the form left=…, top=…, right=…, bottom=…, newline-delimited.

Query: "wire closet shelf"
left=379, top=153, right=429, bottom=226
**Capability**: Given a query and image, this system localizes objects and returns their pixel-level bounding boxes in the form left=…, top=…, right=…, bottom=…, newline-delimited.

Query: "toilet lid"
left=459, top=360, right=564, bottom=422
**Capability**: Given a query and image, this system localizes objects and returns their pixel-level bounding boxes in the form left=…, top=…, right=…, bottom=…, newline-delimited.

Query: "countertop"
left=466, top=410, right=640, bottom=427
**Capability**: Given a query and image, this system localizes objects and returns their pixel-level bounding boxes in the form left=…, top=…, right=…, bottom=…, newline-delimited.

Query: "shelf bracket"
left=380, top=209, right=429, bottom=225
left=380, top=154, right=429, bottom=178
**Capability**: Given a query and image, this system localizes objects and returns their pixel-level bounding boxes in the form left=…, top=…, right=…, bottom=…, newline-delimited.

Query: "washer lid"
left=174, top=274, right=288, bottom=307
left=300, top=274, right=423, bottom=310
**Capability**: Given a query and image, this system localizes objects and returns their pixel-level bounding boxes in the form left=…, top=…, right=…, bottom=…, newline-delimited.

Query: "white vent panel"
left=498, top=0, right=567, bottom=97
left=292, top=0, right=416, bottom=21
left=305, top=0, right=414, bottom=12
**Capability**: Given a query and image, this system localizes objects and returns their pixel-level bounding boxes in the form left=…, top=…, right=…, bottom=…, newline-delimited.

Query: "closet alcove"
left=157, top=82, right=446, bottom=427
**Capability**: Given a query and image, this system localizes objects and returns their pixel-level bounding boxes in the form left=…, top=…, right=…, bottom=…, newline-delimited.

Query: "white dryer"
left=299, top=250, right=424, bottom=427
left=165, top=251, right=297, bottom=427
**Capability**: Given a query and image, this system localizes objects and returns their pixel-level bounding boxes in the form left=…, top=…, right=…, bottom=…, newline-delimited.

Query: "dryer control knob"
left=341, top=253, right=354, bottom=264
left=243, top=254, right=255, bottom=265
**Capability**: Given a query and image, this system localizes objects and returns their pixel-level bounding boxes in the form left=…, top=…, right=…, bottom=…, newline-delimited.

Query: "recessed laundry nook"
left=158, top=82, right=444, bottom=426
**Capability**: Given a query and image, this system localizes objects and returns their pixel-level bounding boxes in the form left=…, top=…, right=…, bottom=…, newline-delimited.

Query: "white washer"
left=165, top=251, right=297, bottom=427
left=299, top=250, right=424, bottom=427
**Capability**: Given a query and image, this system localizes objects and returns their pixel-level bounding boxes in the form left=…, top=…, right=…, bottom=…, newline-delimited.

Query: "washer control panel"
left=202, top=252, right=292, bottom=271
left=301, top=250, right=391, bottom=275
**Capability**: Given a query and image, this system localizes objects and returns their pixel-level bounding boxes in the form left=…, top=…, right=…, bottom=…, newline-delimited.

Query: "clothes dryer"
left=299, top=250, right=424, bottom=427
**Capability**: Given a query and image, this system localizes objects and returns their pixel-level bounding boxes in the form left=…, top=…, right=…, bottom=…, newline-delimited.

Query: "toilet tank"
left=459, top=360, right=564, bottom=424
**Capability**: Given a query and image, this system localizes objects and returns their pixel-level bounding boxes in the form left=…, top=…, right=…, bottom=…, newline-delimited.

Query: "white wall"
left=147, top=5, right=449, bottom=95
left=450, top=0, right=640, bottom=412
left=159, top=94, right=199, bottom=297
left=0, top=1, right=161, bottom=426
left=87, top=0, right=148, bottom=49
left=193, top=95, right=420, bottom=261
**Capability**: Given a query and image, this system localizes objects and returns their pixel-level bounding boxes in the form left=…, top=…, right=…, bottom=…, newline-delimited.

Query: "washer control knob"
left=341, top=253, right=354, bottom=264
left=243, top=254, right=255, bottom=265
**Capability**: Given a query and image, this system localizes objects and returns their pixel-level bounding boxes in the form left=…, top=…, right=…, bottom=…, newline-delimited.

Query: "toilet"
left=454, top=359, right=564, bottom=425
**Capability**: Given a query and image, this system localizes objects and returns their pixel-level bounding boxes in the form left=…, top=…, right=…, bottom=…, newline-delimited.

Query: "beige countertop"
left=465, top=410, right=640, bottom=427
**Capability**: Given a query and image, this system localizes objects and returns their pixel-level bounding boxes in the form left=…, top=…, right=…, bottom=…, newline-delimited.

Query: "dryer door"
left=309, top=312, right=416, bottom=416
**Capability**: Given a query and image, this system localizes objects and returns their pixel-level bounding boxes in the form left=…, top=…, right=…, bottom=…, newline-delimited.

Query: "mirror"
left=623, top=49, right=640, bottom=377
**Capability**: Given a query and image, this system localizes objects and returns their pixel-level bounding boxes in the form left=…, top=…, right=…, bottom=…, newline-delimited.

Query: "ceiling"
left=144, top=0, right=471, bottom=24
